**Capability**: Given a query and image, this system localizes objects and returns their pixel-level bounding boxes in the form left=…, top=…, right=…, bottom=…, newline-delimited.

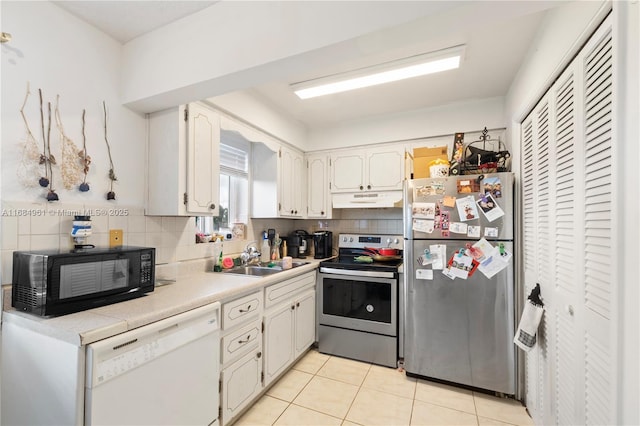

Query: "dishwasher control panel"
left=86, top=302, right=220, bottom=387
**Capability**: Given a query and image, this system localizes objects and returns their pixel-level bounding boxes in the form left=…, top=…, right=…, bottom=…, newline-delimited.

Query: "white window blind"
left=220, top=143, right=248, bottom=175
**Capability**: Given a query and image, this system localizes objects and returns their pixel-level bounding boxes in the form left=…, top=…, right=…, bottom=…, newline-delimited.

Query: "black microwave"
left=12, top=246, right=155, bottom=316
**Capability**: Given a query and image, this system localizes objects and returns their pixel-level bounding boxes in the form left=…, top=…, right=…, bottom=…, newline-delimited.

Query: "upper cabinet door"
left=330, top=147, right=404, bottom=193
left=279, top=146, right=304, bottom=217
left=366, top=146, right=404, bottom=191
left=307, top=153, right=330, bottom=218
left=187, top=103, right=220, bottom=215
left=331, top=152, right=365, bottom=192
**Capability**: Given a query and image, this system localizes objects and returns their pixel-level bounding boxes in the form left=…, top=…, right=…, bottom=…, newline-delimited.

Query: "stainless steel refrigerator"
left=403, top=172, right=515, bottom=395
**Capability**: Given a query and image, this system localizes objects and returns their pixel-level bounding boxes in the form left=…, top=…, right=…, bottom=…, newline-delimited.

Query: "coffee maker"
left=313, top=231, right=333, bottom=259
left=288, top=230, right=312, bottom=258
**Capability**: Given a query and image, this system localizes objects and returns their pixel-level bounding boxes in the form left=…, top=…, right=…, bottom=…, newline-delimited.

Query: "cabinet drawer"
left=222, top=291, right=263, bottom=330
left=221, top=320, right=261, bottom=366
left=265, top=272, right=315, bottom=308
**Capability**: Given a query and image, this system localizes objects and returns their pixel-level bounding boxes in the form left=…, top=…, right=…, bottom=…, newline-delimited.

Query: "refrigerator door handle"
left=404, top=242, right=414, bottom=294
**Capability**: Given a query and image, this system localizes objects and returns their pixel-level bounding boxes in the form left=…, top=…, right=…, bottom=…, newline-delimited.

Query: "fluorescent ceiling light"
left=292, top=45, right=465, bottom=100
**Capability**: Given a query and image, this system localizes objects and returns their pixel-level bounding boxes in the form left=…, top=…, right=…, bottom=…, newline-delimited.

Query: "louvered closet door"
left=580, top=18, right=615, bottom=426
left=520, top=14, right=615, bottom=426
left=521, top=95, right=554, bottom=426
left=551, top=63, right=584, bottom=426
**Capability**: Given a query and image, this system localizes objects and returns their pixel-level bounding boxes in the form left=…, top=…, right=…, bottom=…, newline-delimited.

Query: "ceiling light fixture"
left=291, top=45, right=465, bottom=100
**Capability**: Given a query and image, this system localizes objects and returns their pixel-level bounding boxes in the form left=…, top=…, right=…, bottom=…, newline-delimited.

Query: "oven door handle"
left=319, top=267, right=396, bottom=279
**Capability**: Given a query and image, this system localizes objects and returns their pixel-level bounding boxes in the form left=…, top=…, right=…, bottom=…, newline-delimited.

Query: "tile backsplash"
left=1, top=200, right=403, bottom=285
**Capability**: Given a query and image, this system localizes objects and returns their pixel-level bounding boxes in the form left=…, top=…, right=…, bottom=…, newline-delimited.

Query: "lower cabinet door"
left=263, top=302, right=295, bottom=387
left=221, top=349, right=263, bottom=426
left=294, top=289, right=316, bottom=358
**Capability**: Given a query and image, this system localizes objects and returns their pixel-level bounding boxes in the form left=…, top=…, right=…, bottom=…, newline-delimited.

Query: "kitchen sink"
left=222, top=260, right=309, bottom=276
left=224, top=266, right=282, bottom=276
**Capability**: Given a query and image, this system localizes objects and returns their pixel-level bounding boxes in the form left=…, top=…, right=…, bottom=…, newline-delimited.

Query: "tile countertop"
left=2, top=259, right=324, bottom=347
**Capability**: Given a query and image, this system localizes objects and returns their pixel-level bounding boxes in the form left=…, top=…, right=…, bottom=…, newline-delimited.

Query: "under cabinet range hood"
left=332, top=191, right=403, bottom=209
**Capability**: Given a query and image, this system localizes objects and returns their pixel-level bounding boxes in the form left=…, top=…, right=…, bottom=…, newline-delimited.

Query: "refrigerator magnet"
left=449, top=222, right=468, bottom=234
left=430, top=245, right=447, bottom=269
left=441, top=211, right=450, bottom=229
left=416, top=269, right=433, bottom=280
left=472, top=238, right=494, bottom=256
left=482, top=176, right=503, bottom=198
left=456, top=196, right=480, bottom=221
left=484, top=227, right=499, bottom=238
left=467, top=225, right=481, bottom=238
left=412, top=202, right=436, bottom=219
left=457, top=179, right=481, bottom=193
left=443, top=195, right=456, bottom=207
left=413, top=218, right=435, bottom=234
left=477, top=193, right=504, bottom=222
left=478, top=247, right=510, bottom=278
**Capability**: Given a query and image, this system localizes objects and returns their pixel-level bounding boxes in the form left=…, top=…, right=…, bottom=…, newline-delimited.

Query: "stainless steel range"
left=318, top=233, right=403, bottom=368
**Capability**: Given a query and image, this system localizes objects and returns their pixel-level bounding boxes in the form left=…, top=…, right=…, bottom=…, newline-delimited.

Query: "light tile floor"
left=235, top=350, right=534, bottom=426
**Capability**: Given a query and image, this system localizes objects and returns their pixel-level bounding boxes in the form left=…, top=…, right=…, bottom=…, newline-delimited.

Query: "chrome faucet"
left=240, top=241, right=261, bottom=265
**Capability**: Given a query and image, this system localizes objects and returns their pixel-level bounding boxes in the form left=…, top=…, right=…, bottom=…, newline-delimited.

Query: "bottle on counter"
left=260, top=232, right=270, bottom=263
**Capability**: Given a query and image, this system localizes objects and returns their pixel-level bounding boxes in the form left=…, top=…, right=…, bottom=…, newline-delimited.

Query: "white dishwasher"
left=85, top=302, right=221, bottom=425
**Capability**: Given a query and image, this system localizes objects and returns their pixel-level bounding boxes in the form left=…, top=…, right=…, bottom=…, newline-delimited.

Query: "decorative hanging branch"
left=78, top=109, right=91, bottom=192
left=17, top=82, right=41, bottom=188
left=44, top=102, right=59, bottom=201
left=56, top=95, right=83, bottom=190
left=38, top=89, right=50, bottom=188
left=103, top=101, right=117, bottom=200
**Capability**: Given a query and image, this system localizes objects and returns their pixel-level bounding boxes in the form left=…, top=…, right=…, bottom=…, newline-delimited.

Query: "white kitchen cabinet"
left=279, top=146, right=305, bottom=217
left=330, top=145, right=404, bottom=193
left=220, top=329, right=263, bottom=425
left=293, top=289, right=315, bottom=357
left=252, top=142, right=305, bottom=218
left=306, top=153, right=332, bottom=218
left=262, top=302, right=294, bottom=386
left=147, top=103, right=220, bottom=216
left=263, top=272, right=316, bottom=386
left=219, top=291, right=264, bottom=426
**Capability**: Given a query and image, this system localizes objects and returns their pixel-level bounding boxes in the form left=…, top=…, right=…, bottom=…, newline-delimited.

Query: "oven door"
left=318, top=269, right=397, bottom=336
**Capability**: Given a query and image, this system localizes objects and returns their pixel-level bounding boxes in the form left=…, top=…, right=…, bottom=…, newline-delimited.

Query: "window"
left=196, top=132, right=249, bottom=238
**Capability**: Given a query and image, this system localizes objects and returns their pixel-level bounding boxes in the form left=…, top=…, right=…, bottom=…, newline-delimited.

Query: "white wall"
left=1, top=1, right=146, bottom=207
left=307, top=97, right=505, bottom=151
left=505, top=1, right=610, bottom=122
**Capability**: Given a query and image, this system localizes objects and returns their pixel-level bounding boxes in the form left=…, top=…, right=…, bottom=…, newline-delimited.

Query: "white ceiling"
left=52, top=1, right=550, bottom=128
left=53, top=1, right=218, bottom=44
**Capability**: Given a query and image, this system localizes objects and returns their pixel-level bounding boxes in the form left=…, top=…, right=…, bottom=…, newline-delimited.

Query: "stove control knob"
left=394, top=238, right=400, bottom=245
left=386, top=238, right=392, bottom=245
left=342, top=236, right=348, bottom=242
left=350, top=237, right=354, bottom=242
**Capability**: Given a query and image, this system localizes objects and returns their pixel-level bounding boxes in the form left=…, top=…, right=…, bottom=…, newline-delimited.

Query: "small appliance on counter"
left=12, top=246, right=155, bottom=316
left=313, top=231, right=333, bottom=259
left=288, top=230, right=312, bottom=258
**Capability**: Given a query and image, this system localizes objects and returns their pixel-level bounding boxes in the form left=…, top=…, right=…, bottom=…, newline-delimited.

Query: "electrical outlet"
left=109, top=229, right=123, bottom=247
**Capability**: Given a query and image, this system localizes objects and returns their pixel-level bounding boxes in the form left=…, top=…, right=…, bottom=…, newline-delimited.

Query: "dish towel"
left=514, top=283, right=544, bottom=352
